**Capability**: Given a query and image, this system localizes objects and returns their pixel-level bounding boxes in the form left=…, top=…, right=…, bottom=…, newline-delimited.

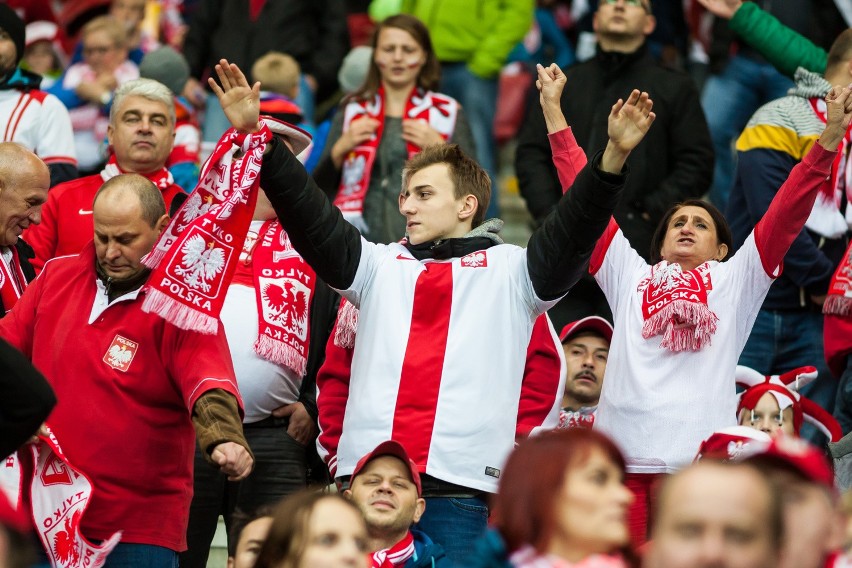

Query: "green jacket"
left=369, top=0, right=534, bottom=79
left=728, top=1, right=827, bottom=77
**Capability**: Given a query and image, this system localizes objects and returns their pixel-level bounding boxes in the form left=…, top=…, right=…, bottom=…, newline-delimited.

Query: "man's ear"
left=458, top=194, right=478, bottom=221
left=155, top=214, right=170, bottom=235
left=643, top=14, right=657, bottom=36
left=411, top=497, right=426, bottom=524
left=342, top=488, right=353, bottom=499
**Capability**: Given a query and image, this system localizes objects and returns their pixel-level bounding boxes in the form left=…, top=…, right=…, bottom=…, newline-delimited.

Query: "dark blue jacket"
left=406, top=529, right=453, bottom=568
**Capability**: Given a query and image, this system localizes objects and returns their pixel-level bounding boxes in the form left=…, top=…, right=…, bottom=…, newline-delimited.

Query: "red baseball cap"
left=694, top=426, right=771, bottom=463
left=745, top=436, right=835, bottom=491
left=350, top=440, right=422, bottom=496
left=559, top=316, right=613, bottom=344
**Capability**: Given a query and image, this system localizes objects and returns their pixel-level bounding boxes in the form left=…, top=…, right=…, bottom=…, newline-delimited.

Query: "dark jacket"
left=259, top=137, right=626, bottom=303
left=182, top=0, right=349, bottom=100
left=515, top=43, right=713, bottom=261
left=407, top=528, right=452, bottom=568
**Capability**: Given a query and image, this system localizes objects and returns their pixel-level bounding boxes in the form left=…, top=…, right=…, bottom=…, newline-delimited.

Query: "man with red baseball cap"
left=345, top=441, right=451, bottom=568
left=557, top=315, right=613, bottom=429
left=745, top=437, right=847, bottom=568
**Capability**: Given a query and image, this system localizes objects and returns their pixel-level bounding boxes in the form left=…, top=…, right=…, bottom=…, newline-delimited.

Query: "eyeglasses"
left=599, top=0, right=651, bottom=13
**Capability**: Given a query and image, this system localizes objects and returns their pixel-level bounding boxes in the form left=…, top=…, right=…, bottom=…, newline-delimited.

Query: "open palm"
left=608, top=89, right=656, bottom=154
left=207, top=58, right=261, bottom=133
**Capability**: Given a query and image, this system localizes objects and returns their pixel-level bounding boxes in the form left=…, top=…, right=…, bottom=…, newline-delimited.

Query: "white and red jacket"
left=548, top=127, right=837, bottom=473
left=24, top=167, right=184, bottom=273
left=317, top=306, right=564, bottom=480
left=0, top=87, right=76, bottom=168
left=0, top=242, right=241, bottom=551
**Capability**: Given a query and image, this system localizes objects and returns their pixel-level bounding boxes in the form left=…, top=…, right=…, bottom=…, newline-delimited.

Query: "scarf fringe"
left=642, top=300, right=718, bottom=352
left=254, top=334, right=307, bottom=377
left=334, top=301, right=359, bottom=348
left=141, top=288, right=218, bottom=335
left=141, top=246, right=168, bottom=270
left=824, top=294, right=852, bottom=316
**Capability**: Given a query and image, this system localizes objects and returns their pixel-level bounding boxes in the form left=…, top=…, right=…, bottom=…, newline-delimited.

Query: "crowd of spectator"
left=0, top=1, right=851, bottom=568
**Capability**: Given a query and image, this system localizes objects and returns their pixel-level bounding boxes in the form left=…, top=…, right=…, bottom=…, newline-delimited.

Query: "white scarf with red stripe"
left=509, top=547, right=627, bottom=568
left=334, top=87, right=458, bottom=233
left=100, top=154, right=176, bottom=190
left=370, top=531, right=415, bottom=567
left=0, top=246, right=26, bottom=313
left=248, top=219, right=316, bottom=376
left=806, top=97, right=852, bottom=239
left=141, top=125, right=271, bottom=334
left=638, top=261, right=718, bottom=352
left=0, top=427, right=121, bottom=567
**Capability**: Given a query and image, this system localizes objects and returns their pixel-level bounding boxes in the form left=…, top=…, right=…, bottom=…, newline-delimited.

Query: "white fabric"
left=220, top=284, right=300, bottom=423
left=333, top=238, right=560, bottom=493
left=594, top=231, right=774, bottom=473
left=0, top=89, right=76, bottom=164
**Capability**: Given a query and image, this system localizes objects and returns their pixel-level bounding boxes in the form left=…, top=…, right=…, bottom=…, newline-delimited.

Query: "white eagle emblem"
left=341, top=154, right=366, bottom=195
left=178, top=193, right=216, bottom=231
left=174, top=234, right=226, bottom=292
left=461, top=251, right=487, bottom=268
left=107, top=344, right=133, bottom=367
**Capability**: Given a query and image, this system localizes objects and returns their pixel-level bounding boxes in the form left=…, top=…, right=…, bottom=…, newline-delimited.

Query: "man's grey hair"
left=110, top=78, right=176, bottom=125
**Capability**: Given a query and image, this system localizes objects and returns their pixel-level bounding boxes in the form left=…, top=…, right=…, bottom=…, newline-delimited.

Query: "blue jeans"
left=439, top=63, right=500, bottom=220
left=103, top=544, right=177, bottom=567
left=835, top=354, right=852, bottom=434
left=738, top=309, right=837, bottom=445
left=414, top=496, right=489, bottom=565
left=701, top=55, right=794, bottom=210
left=180, top=417, right=308, bottom=567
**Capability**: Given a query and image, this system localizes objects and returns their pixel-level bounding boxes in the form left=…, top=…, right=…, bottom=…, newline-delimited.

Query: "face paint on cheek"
left=406, top=61, right=422, bottom=69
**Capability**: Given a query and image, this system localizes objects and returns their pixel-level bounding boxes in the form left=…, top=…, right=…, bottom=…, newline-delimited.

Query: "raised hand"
left=819, top=85, right=852, bottom=151
left=600, top=89, right=655, bottom=173
left=694, top=0, right=743, bottom=20
left=536, top=63, right=568, bottom=133
left=207, top=58, right=260, bottom=133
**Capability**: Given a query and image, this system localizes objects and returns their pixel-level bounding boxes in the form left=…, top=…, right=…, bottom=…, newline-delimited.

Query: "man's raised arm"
left=208, top=59, right=362, bottom=290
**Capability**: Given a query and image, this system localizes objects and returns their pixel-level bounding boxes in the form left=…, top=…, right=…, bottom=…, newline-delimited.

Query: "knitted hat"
left=694, top=426, right=771, bottom=463
left=0, top=4, right=26, bottom=66
left=259, top=115, right=312, bottom=156
left=139, top=46, right=190, bottom=96
left=259, top=93, right=303, bottom=125
left=559, top=315, right=613, bottom=344
left=351, top=440, right=422, bottom=496
left=736, top=365, right=842, bottom=442
left=746, top=436, right=835, bottom=492
left=337, top=46, right=373, bottom=94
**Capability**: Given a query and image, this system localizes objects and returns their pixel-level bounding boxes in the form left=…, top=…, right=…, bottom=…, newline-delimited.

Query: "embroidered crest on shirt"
left=102, top=335, right=138, bottom=372
left=461, top=251, right=487, bottom=268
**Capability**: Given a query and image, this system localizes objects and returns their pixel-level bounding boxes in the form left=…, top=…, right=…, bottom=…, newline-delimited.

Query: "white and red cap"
left=259, top=115, right=312, bottom=157
left=736, top=365, right=842, bottom=442
left=351, top=440, right=422, bottom=497
left=559, top=315, right=613, bottom=344
left=745, top=435, right=836, bottom=492
left=694, top=426, right=771, bottom=463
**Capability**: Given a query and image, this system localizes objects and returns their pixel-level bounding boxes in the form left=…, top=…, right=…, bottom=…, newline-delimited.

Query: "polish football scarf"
left=249, top=219, right=316, bottom=376
left=0, top=427, right=121, bottom=568
left=370, top=531, right=415, bottom=567
left=141, top=124, right=271, bottom=334
left=824, top=239, right=852, bottom=316
left=100, top=154, right=175, bottom=190
left=0, top=246, right=26, bottom=313
left=510, top=546, right=628, bottom=568
left=557, top=408, right=596, bottom=430
left=638, top=261, right=717, bottom=352
left=806, top=97, right=852, bottom=239
left=334, top=87, right=458, bottom=233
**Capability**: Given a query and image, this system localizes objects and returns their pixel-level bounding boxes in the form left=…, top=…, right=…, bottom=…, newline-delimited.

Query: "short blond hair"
left=252, top=51, right=300, bottom=98
left=82, top=15, right=127, bottom=50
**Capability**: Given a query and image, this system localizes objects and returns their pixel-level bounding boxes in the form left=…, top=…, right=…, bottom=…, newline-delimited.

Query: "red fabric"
left=824, top=313, right=852, bottom=377
left=625, top=472, right=665, bottom=549
left=753, top=141, right=836, bottom=276
left=392, top=263, right=454, bottom=467
left=249, top=0, right=266, bottom=21
left=315, top=299, right=355, bottom=478
left=0, top=243, right=240, bottom=551
left=0, top=246, right=26, bottom=314
left=515, top=315, right=563, bottom=438
left=24, top=172, right=185, bottom=273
